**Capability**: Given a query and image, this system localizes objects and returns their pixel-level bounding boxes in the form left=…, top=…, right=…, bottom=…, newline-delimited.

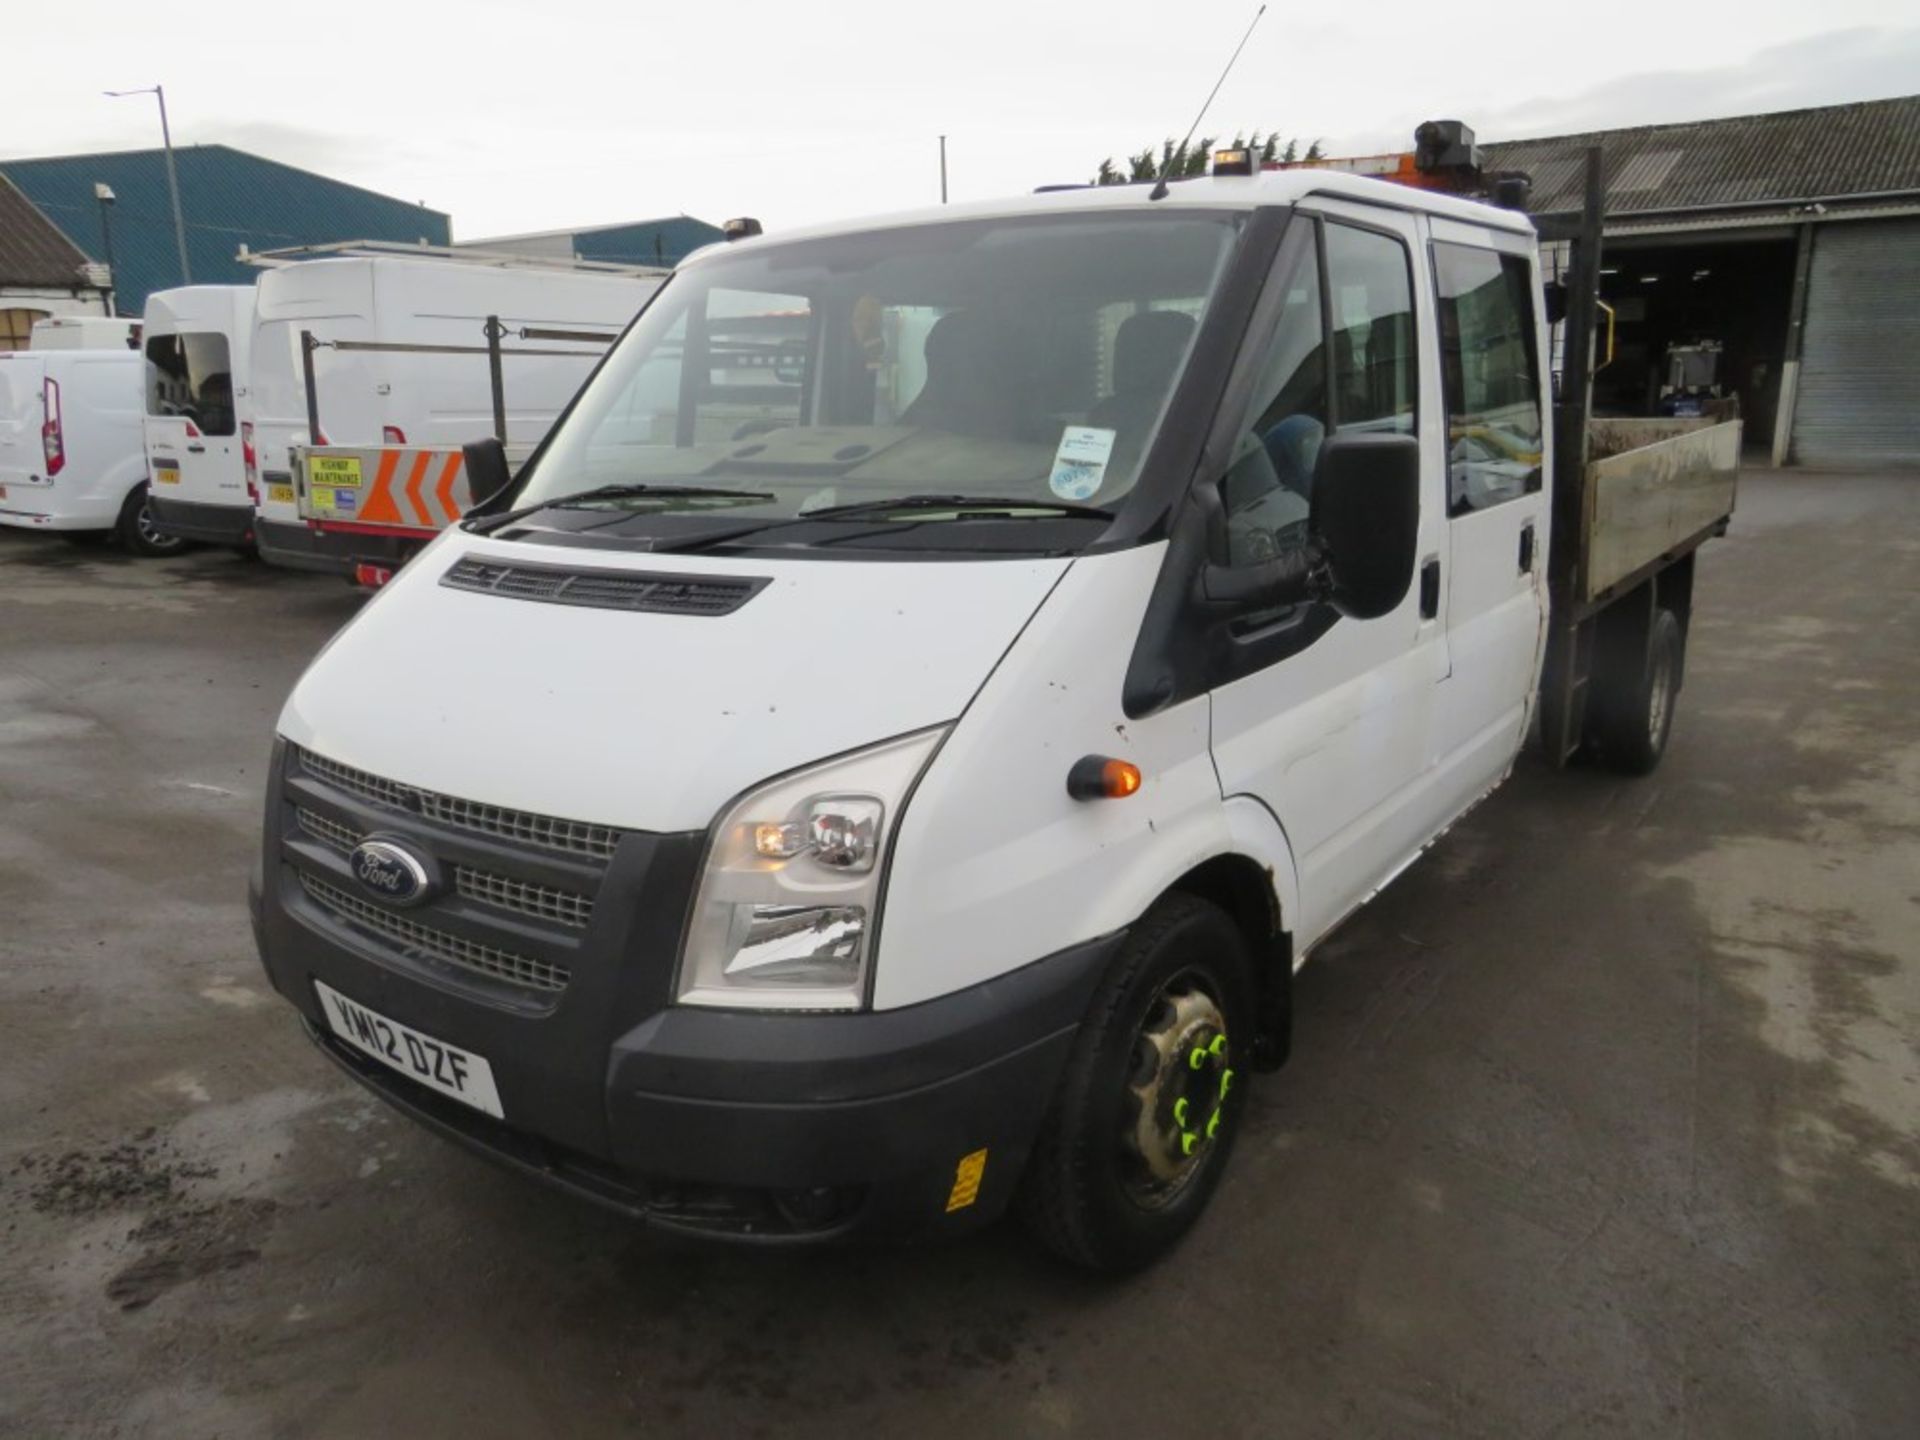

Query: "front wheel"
left=115, top=483, right=189, bottom=558
left=1018, top=894, right=1254, bottom=1272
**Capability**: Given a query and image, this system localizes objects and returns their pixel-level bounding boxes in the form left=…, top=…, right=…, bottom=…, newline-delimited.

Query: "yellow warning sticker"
left=945, top=1148, right=988, bottom=1212
left=308, top=454, right=364, bottom=488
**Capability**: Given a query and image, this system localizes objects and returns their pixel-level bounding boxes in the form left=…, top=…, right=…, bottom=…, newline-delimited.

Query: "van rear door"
left=144, top=330, right=244, bottom=506
left=0, top=354, right=50, bottom=502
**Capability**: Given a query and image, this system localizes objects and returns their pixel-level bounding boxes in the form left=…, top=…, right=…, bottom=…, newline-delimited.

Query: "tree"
left=1092, top=129, right=1308, bottom=185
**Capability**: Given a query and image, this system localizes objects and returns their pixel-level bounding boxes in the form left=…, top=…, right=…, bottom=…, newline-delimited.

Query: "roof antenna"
left=1150, top=3, right=1267, bottom=200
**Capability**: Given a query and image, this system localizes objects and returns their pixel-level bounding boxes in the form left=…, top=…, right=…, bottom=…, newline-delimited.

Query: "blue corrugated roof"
left=480, top=216, right=725, bottom=268
left=0, top=145, right=449, bottom=313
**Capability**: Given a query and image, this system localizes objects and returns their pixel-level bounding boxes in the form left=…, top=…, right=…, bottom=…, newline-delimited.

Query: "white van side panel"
left=879, top=543, right=1269, bottom=1011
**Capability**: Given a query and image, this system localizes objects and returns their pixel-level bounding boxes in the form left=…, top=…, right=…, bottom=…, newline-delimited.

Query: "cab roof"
left=686, top=167, right=1536, bottom=268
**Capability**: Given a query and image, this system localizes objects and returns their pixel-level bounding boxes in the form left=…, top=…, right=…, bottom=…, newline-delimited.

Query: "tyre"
left=114, top=483, right=189, bottom=558
left=1018, top=893, right=1255, bottom=1273
left=1590, top=607, right=1683, bottom=775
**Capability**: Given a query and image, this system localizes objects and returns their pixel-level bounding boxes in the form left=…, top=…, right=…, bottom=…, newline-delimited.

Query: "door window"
left=145, top=332, right=237, bottom=435
left=1325, top=221, right=1418, bottom=434
left=1217, top=217, right=1417, bottom=569
left=1432, top=243, right=1542, bottom=514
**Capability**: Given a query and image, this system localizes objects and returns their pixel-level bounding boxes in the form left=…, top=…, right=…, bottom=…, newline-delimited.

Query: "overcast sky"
left=5, top=2, right=1916, bottom=240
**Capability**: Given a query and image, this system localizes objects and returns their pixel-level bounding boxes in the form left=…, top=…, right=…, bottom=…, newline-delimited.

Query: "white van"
left=143, top=285, right=258, bottom=548
left=0, top=347, right=181, bottom=553
left=31, top=315, right=138, bottom=351
left=252, top=151, right=1736, bottom=1269
left=247, top=252, right=662, bottom=573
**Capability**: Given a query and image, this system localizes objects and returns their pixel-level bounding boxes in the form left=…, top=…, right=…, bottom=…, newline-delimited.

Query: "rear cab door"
left=1425, top=217, right=1552, bottom=805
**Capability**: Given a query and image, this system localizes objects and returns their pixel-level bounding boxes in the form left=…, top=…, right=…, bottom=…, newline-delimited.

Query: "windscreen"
left=517, top=211, right=1243, bottom=523
left=145, top=332, right=236, bottom=436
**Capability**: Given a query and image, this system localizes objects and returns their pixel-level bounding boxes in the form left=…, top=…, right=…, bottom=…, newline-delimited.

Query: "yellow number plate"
left=267, top=483, right=295, bottom=505
left=154, top=464, right=180, bottom=485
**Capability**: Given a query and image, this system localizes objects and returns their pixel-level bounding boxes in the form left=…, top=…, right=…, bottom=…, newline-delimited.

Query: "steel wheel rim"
left=1648, top=644, right=1674, bottom=747
left=1119, top=970, right=1233, bottom=1210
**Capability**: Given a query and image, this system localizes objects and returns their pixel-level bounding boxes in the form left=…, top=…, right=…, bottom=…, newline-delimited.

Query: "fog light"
left=723, top=904, right=865, bottom=985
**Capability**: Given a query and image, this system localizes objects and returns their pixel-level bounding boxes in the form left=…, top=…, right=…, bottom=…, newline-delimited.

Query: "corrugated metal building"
left=0, top=174, right=113, bottom=348
left=1487, top=95, right=1920, bottom=467
left=0, top=146, right=449, bottom=318
left=460, top=215, right=724, bottom=269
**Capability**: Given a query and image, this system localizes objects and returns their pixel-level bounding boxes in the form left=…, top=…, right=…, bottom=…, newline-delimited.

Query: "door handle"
left=186, top=443, right=206, bottom=454
left=1420, top=557, right=1441, bottom=619
left=1519, top=522, right=1535, bottom=574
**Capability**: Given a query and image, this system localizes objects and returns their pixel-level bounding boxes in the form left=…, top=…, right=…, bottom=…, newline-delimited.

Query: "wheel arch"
left=1160, top=797, right=1299, bottom=1069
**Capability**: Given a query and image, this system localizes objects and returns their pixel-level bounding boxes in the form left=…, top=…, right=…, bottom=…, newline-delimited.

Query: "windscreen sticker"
left=1049, top=426, right=1117, bottom=501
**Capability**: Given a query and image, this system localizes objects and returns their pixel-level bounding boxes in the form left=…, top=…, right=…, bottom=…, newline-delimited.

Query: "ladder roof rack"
left=234, top=238, right=670, bottom=278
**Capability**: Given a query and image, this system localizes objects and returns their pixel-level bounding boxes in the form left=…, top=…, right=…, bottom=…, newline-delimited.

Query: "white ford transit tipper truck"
left=0, top=346, right=180, bottom=554
left=142, top=285, right=259, bottom=549
left=243, top=245, right=663, bottom=576
left=252, top=135, right=1736, bottom=1270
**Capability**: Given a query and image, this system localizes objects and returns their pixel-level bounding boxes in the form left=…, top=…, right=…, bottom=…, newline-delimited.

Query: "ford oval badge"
left=349, top=838, right=433, bottom=907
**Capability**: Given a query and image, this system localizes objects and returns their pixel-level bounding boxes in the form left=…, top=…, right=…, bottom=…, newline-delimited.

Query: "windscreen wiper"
left=649, top=492, right=1119, bottom=554
left=464, top=483, right=776, bottom=535
left=793, top=493, right=1116, bottom=522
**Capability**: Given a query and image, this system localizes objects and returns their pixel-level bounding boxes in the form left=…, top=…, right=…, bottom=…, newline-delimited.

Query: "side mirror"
left=1197, top=429, right=1420, bottom=619
left=462, top=437, right=513, bottom=510
left=1309, top=430, right=1420, bottom=620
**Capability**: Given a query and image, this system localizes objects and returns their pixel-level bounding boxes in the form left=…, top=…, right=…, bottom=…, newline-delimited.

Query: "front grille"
left=300, top=873, right=571, bottom=993
left=295, top=806, right=594, bottom=929
left=441, top=556, right=768, bottom=617
left=295, top=748, right=621, bottom=860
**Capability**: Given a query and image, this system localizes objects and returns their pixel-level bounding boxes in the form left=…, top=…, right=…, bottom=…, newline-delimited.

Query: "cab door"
left=1425, top=219, right=1552, bottom=809
left=1205, top=201, right=1454, bottom=948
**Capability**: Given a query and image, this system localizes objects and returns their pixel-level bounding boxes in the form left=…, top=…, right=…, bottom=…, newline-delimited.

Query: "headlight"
left=676, top=728, right=946, bottom=1011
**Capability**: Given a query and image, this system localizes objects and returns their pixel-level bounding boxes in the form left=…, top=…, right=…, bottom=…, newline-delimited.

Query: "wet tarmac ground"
left=2, top=472, right=1916, bottom=1437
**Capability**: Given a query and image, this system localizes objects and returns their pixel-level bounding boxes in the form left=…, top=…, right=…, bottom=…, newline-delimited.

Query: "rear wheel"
left=1590, top=607, right=1683, bottom=775
left=1018, top=894, right=1254, bottom=1272
left=115, top=483, right=189, bottom=558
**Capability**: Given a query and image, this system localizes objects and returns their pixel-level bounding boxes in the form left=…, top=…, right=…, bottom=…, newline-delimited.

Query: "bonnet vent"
left=441, top=557, right=768, bottom=616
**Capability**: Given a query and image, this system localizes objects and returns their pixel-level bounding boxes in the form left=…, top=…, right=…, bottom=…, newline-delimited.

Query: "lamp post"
left=104, top=84, right=191, bottom=285
left=93, top=183, right=117, bottom=316
left=939, top=134, right=949, bottom=204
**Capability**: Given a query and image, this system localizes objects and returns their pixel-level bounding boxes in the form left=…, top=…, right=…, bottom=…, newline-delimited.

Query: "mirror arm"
left=1199, top=538, right=1331, bottom=608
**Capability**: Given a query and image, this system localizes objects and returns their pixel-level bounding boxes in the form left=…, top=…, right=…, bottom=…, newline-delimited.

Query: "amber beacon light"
left=1066, top=755, right=1143, bottom=800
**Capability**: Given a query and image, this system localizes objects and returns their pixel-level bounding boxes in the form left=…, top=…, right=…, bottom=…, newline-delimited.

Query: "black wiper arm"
left=545, top=483, right=777, bottom=508
left=464, top=483, right=775, bottom=535
left=795, top=493, right=1115, bottom=521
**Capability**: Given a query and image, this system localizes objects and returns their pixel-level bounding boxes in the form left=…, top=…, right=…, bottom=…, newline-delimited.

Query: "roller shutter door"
left=1791, top=219, right=1920, bottom=467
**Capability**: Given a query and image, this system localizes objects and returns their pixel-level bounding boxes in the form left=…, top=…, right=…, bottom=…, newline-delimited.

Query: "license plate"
left=314, top=980, right=503, bottom=1117
left=267, top=482, right=295, bottom=505
left=154, top=464, right=180, bottom=485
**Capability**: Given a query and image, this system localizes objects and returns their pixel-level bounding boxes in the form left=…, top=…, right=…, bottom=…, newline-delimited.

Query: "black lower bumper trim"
left=149, top=494, right=253, bottom=546
left=255, top=518, right=425, bottom=577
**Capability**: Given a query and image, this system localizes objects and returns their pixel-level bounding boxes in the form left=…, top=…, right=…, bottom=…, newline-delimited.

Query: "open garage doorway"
left=1594, top=232, right=1796, bottom=457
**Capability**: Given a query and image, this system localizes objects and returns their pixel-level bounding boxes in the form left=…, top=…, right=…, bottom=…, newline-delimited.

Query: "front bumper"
left=150, top=493, right=253, bottom=546
left=252, top=744, right=1116, bottom=1242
